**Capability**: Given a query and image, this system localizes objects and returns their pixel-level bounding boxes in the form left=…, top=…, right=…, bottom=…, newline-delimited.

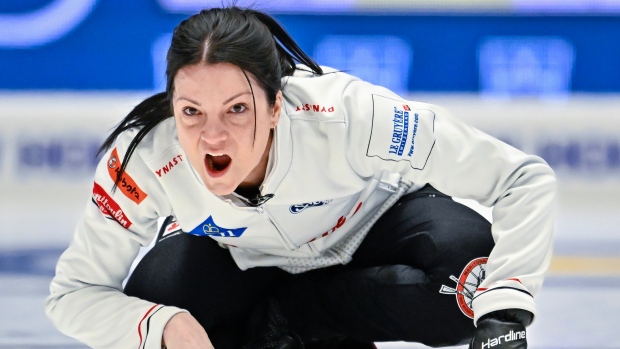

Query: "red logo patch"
left=439, top=257, right=487, bottom=319
left=93, top=182, right=133, bottom=229
left=108, top=148, right=148, bottom=204
left=166, top=221, right=180, bottom=233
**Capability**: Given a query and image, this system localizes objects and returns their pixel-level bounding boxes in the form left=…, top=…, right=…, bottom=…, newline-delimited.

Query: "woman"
left=45, top=6, right=556, bottom=349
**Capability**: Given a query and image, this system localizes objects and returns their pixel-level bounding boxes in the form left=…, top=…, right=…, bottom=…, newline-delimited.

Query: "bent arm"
left=342, top=79, right=557, bottom=325
left=45, top=139, right=187, bottom=349
left=420, top=106, right=557, bottom=325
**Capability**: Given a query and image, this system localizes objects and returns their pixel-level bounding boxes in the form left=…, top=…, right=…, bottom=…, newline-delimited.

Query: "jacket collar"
left=259, top=108, right=292, bottom=196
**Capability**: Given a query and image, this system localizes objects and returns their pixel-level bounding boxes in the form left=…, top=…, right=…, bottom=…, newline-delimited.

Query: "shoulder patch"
left=366, top=95, right=435, bottom=170
left=92, top=182, right=133, bottom=229
left=108, top=148, right=148, bottom=204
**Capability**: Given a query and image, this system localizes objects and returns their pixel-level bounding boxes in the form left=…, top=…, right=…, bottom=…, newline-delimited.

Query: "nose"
left=200, top=117, right=227, bottom=145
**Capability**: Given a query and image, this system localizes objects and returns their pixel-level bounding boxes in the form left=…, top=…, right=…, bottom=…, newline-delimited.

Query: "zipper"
left=378, top=182, right=397, bottom=193
left=255, top=204, right=298, bottom=251
left=256, top=205, right=265, bottom=215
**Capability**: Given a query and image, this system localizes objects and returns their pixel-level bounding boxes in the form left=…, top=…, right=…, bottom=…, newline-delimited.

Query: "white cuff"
left=141, top=306, right=188, bottom=349
left=472, top=287, right=536, bottom=326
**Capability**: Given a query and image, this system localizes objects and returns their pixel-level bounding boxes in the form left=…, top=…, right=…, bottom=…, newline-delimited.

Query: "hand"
left=469, top=309, right=532, bottom=349
left=162, top=312, right=214, bottom=349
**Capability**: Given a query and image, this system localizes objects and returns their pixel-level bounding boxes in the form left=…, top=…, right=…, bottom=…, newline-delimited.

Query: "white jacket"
left=46, top=67, right=557, bottom=349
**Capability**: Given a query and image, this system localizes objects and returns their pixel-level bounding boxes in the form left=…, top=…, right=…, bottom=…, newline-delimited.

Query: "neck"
left=239, top=130, right=273, bottom=189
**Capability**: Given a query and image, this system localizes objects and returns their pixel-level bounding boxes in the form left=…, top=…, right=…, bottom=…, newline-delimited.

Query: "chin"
left=204, top=180, right=236, bottom=196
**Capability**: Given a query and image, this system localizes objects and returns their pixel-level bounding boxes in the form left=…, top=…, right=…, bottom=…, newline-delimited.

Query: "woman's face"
left=172, top=63, right=281, bottom=196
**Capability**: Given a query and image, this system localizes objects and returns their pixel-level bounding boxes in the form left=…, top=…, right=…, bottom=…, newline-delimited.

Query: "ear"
left=271, top=90, right=283, bottom=129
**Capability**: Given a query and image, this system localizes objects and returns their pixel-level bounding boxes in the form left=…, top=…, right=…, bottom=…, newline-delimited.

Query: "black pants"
left=124, top=185, right=494, bottom=348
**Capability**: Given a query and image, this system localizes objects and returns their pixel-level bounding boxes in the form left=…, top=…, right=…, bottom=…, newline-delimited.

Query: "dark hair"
left=98, top=6, right=322, bottom=186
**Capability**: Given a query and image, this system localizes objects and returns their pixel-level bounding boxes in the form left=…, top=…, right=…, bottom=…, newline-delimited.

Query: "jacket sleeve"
left=45, top=130, right=187, bottom=349
left=342, top=79, right=557, bottom=325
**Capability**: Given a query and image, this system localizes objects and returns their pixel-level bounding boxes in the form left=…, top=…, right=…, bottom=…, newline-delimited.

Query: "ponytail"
left=250, top=10, right=323, bottom=77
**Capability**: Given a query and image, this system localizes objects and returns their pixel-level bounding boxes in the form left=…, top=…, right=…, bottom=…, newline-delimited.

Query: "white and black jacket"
left=45, top=67, right=557, bottom=349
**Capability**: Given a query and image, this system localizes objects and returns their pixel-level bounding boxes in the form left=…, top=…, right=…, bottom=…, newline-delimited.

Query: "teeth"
left=208, top=153, right=224, bottom=156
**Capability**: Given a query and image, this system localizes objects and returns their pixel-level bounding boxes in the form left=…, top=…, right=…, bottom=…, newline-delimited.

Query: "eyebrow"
left=223, top=91, right=252, bottom=105
left=176, top=97, right=201, bottom=106
left=175, top=91, right=252, bottom=106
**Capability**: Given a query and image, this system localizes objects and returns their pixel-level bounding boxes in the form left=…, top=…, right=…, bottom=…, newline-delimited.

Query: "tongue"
left=208, top=154, right=231, bottom=172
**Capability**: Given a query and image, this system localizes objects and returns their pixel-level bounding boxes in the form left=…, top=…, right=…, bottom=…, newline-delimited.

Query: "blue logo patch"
left=188, top=216, right=247, bottom=238
left=388, top=106, right=409, bottom=156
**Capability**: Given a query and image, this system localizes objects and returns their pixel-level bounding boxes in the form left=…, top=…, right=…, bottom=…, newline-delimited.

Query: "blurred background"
left=1, top=0, right=619, bottom=348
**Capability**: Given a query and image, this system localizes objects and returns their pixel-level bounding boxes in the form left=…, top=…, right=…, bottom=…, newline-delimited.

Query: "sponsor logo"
left=92, top=182, right=132, bottom=229
left=367, top=95, right=435, bottom=170
left=481, top=330, right=526, bottom=349
left=107, top=148, right=148, bottom=204
left=155, top=154, right=184, bottom=177
left=294, top=103, right=335, bottom=113
left=407, top=113, right=419, bottom=157
left=307, top=202, right=362, bottom=243
left=107, top=155, right=117, bottom=169
left=289, top=200, right=332, bottom=214
left=188, top=216, right=247, bottom=238
left=159, top=217, right=182, bottom=241
left=388, top=106, right=409, bottom=156
left=166, top=221, right=180, bottom=233
left=439, top=257, right=487, bottom=319
left=163, top=219, right=181, bottom=237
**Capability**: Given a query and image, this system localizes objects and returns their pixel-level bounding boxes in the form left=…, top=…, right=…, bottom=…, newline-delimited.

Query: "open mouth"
left=205, top=153, right=232, bottom=177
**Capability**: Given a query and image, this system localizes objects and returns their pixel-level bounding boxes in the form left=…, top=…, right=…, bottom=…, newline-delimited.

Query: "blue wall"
left=1, top=0, right=619, bottom=92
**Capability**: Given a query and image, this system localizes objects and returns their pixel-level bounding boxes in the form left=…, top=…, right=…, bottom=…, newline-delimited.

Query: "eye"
left=229, top=104, right=247, bottom=114
left=182, top=107, right=200, bottom=116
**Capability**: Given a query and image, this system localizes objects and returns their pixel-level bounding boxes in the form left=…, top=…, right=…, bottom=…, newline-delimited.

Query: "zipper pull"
left=249, top=193, right=274, bottom=206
